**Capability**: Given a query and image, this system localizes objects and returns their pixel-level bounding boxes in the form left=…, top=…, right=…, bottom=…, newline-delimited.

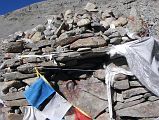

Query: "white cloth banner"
left=23, top=93, right=72, bottom=120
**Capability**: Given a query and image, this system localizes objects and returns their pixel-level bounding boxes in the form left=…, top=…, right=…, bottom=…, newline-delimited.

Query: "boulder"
left=5, top=42, right=23, bottom=53
left=70, top=37, right=107, bottom=49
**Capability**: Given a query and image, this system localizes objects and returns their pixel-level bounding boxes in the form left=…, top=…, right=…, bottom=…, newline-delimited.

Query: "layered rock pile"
left=0, top=2, right=158, bottom=120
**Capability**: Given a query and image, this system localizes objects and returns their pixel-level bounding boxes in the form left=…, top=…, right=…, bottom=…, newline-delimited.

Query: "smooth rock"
left=3, top=72, right=35, bottom=81
left=77, top=18, right=91, bottom=27
left=70, top=37, right=106, bottom=49
left=113, top=79, right=130, bottom=90
left=122, top=88, right=148, bottom=99
left=116, top=100, right=159, bottom=117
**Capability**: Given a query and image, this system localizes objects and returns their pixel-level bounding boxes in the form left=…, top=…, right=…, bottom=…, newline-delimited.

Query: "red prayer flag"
left=74, top=107, right=92, bottom=120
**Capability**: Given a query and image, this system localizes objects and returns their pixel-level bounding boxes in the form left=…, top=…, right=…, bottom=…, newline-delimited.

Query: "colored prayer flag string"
left=29, top=67, right=93, bottom=120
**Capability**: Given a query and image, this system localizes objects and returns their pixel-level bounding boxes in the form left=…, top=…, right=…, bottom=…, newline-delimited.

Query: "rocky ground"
left=0, top=0, right=159, bottom=39
left=0, top=0, right=159, bottom=120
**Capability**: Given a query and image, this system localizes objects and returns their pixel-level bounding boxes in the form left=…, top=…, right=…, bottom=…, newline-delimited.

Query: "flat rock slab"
left=70, top=37, right=107, bottom=49
left=1, top=91, right=24, bottom=101
left=122, top=87, right=148, bottom=99
left=3, top=72, right=35, bottom=81
left=116, top=100, right=159, bottom=117
left=59, top=77, right=107, bottom=118
left=5, top=99, right=28, bottom=107
left=56, top=47, right=108, bottom=62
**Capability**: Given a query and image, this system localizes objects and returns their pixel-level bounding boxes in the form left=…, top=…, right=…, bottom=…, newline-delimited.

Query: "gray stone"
left=42, top=47, right=54, bottom=53
left=116, top=100, right=159, bottom=117
left=55, top=33, right=94, bottom=47
left=125, top=95, right=143, bottom=103
left=1, top=91, right=24, bottom=101
left=2, top=72, right=35, bottom=81
left=111, top=38, right=120, bottom=45
left=23, top=57, right=43, bottom=63
left=70, top=37, right=107, bottom=49
left=77, top=47, right=92, bottom=52
left=54, top=22, right=65, bottom=36
left=35, top=24, right=46, bottom=32
left=84, top=2, right=98, bottom=12
left=44, top=29, right=54, bottom=36
left=7, top=113, right=23, bottom=120
left=115, top=98, right=145, bottom=110
left=35, top=40, right=52, bottom=48
left=17, top=64, right=34, bottom=74
left=148, top=96, right=159, bottom=101
left=113, top=79, right=130, bottom=90
left=129, top=80, right=142, bottom=87
left=93, top=69, right=105, bottom=80
left=9, top=87, right=18, bottom=93
left=23, top=77, right=37, bottom=85
left=5, top=42, right=24, bottom=53
left=31, top=32, right=44, bottom=42
left=0, top=59, right=21, bottom=69
left=116, top=93, right=124, bottom=102
left=5, top=99, right=28, bottom=107
left=122, top=88, right=148, bottom=99
left=56, top=47, right=108, bottom=62
left=77, top=18, right=91, bottom=27
left=114, top=73, right=128, bottom=81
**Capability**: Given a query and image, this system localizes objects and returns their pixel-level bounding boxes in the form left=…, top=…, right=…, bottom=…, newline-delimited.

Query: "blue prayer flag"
left=24, top=77, right=55, bottom=109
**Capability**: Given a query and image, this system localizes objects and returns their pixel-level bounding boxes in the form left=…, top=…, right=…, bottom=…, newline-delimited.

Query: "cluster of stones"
left=0, top=2, right=158, bottom=120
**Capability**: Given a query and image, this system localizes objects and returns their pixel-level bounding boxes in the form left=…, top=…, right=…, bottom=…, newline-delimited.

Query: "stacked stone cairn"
left=0, top=2, right=158, bottom=120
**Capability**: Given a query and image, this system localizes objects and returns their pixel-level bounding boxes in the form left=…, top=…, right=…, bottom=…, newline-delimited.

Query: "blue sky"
left=0, top=0, right=45, bottom=15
